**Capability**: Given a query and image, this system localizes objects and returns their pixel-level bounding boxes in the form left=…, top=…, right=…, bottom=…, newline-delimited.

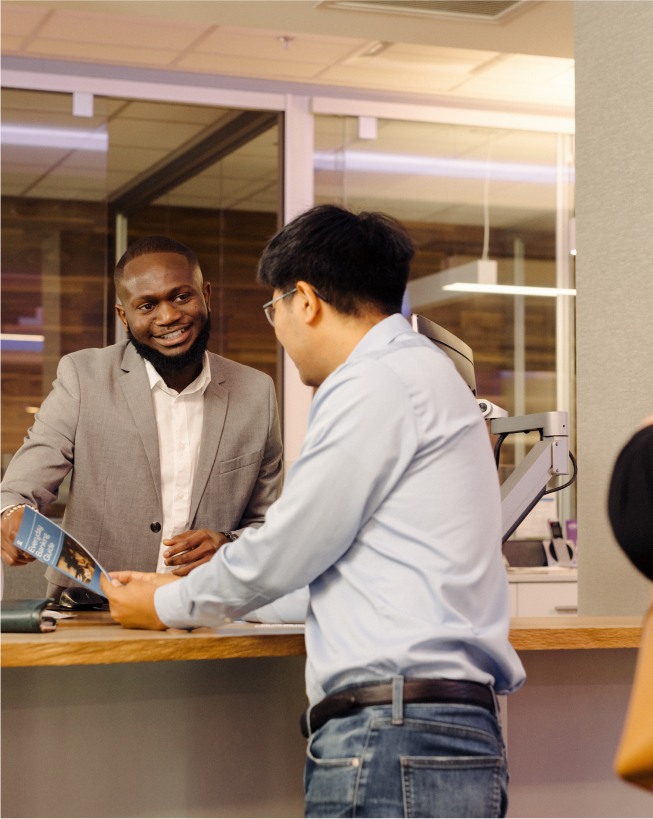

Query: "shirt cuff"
left=154, top=580, right=198, bottom=629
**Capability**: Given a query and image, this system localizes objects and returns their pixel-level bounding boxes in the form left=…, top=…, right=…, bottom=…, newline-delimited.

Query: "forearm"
left=154, top=375, right=416, bottom=629
left=1, top=356, right=79, bottom=510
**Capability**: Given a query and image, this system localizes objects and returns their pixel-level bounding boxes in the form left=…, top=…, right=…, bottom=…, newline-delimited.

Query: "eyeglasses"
left=262, top=288, right=297, bottom=326
left=262, top=286, right=330, bottom=326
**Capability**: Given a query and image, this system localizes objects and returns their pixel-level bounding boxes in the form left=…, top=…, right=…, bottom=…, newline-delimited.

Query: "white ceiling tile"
left=26, top=38, right=182, bottom=67
left=176, top=51, right=333, bottom=80
left=319, top=64, right=465, bottom=93
left=196, top=26, right=364, bottom=62
left=1, top=2, right=574, bottom=220
left=116, top=102, right=230, bottom=126
left=108, top=119, right=202, bottom=150
left=344, top=43, right=498, bottom=77
left=26, top=185, right=105, bottom=201
left=481, top=53, right=574, bottom=80
left=108, top=147, right=170, bottom=173
left=38, top=8, right=206, bottom=50
left=2, top=34, right=27, bottom=52
left=1, top=87, right=78, bottom=115
left=1, top=144, right=71, bottom=166
left=0, top=3, right=51, bottom=35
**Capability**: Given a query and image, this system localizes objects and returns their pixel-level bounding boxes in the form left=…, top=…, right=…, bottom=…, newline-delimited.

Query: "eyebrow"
left=129, top=286, right=194, bottom=305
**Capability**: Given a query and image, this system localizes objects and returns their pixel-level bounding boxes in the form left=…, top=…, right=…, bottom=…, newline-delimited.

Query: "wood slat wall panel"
left=2, top=198, right=557, bottom=475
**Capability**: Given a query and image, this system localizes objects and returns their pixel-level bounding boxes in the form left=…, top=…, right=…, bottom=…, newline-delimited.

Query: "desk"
left=2, top=616, right=651, bottom=819
left=1, top=613, right=642, bottom=668
left=1, top=613, right=306, bottom=667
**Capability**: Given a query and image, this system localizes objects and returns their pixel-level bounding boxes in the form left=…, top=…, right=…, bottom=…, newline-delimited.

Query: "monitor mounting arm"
left=483, top=409, right=570, bottom=543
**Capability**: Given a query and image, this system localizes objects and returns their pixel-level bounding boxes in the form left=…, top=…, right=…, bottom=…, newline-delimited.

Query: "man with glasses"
left=1, top=235, right=284, bottom=604
left=103, top=206, right=525, bottom=818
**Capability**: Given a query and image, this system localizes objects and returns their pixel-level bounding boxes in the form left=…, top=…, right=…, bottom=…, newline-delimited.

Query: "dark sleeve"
left=608, top=425, right=653, bottom=580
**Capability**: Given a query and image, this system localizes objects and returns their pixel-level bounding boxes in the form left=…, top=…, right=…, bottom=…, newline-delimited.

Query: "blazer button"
left=150, top=522, right=162, bottom=533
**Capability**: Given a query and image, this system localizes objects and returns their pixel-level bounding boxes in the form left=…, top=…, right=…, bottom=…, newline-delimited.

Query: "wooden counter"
left=1, top=612, right=643, bottom=668
left=0, top=613, right=306, bottom=668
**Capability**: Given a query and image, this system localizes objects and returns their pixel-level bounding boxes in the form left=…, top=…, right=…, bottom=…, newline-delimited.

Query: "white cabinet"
left=508, top=569, right=578, bottom=617
left=508, top=582, right=519, bottom=616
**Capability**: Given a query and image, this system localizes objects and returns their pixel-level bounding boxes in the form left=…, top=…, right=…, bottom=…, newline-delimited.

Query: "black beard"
left=128, top=314, right=211, bottom=376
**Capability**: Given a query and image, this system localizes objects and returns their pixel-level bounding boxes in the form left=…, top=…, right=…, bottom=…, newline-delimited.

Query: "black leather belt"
left=300, top=678, right=496, bottom=738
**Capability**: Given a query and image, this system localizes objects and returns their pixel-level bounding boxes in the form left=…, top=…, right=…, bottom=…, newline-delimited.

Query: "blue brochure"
left=13, top=507, right=111, bottom=596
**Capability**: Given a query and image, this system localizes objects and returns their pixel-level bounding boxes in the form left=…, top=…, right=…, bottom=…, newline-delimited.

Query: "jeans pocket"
left=401, top=755, right=507, bottom=818
left=304, top=727, right=363, bottom=817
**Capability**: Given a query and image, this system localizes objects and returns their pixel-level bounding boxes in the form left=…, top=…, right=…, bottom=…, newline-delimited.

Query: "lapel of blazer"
left=118, top=343, right=162, bottom=506
left=189, top=354, right=228, bottom=521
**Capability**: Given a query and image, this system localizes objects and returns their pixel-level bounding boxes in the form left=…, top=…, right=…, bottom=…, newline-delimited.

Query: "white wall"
left=574, top=0, right=653, bottom=615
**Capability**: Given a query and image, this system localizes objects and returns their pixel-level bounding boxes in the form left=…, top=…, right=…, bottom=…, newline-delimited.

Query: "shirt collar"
left=347, top=313, right=412, bottom=361
left=144, top=352, right=212, bottom=397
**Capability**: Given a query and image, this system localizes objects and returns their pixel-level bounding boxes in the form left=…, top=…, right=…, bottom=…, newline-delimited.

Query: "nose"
left=156, top=300, right=183, bottom=324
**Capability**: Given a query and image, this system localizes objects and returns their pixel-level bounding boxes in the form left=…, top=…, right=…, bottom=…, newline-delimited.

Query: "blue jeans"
left=304, top=688, right=508, bottom=817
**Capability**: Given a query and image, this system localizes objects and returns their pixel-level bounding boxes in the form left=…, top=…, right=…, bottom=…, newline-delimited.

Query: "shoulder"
left=316, top=357, right=412, bottom=427
left=61, top=341, right=129, bottom=366
left=207, top=352, right=274, bottom=389
left=56, top=342, right=133, bottom=380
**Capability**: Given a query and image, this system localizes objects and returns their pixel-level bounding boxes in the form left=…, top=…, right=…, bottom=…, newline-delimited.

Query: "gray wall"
left=574, top=0, right=653, bottom=615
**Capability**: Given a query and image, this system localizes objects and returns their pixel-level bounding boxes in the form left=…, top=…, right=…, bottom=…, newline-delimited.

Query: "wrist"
left=220, top=531, right=238, bottom=542
left=1, top=503, right=36, bottom=522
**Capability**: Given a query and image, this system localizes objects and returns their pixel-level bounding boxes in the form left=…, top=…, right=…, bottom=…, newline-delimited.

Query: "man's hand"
left=1, top=506, right=37, bottom=567
left=100, top=571, right=178, bottom=630
left=163, top=529, right=230, bottom=577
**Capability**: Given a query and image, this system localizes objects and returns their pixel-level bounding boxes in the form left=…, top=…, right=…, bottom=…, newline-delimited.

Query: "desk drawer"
left=516, top=582, right=578, bottom=617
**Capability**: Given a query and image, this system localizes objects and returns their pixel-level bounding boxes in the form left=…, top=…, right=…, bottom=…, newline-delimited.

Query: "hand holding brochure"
left=14, top=507, right=111, bottom=597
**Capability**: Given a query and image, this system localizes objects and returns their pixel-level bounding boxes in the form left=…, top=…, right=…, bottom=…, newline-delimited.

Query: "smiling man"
left=114, top=241, right=212, bottom=394
left=1, top=235, right=283, bottom=602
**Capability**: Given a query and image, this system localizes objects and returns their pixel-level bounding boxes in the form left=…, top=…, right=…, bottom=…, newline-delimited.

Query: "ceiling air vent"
left=320, top=1, right=526, bottom=23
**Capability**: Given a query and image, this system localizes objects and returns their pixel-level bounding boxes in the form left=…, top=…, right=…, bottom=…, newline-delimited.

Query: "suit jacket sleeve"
left=234, top=375, right=283, bottom=531
left=1, top=354, right=80, bottom=511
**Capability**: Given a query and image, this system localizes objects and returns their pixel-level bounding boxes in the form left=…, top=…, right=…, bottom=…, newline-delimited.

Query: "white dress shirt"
left=155, top=315, right=525, bottom=704
left=144, top=354, right=211, bottom=572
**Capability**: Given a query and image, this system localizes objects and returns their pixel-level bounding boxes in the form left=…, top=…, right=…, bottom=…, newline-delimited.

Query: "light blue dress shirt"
left=156, top=314, right=526, bottom=704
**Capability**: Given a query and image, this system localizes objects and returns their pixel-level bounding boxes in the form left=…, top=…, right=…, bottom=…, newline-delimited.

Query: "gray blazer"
left=1, top=341, right=283, bottom=591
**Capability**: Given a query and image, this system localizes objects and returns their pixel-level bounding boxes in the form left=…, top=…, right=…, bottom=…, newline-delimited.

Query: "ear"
left=202, top=281, right=211, bottom=311
left=115, top=303, right=128, bottom=332
left=295, top=281, right=324, bottom=325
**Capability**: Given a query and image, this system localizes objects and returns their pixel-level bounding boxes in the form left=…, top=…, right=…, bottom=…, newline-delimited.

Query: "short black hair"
left=257, top=205, right=414, bottom=315
left=114, top=235, right=200, bottom=293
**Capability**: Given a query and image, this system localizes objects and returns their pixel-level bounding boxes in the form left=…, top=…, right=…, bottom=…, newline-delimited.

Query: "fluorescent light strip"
left=1, top=125, right=108, bottom=152
left=0, top=333, right=45, bottom=342
left=314, top=150, right=575, bottom=185
left=442, top=283, right=576, bottom=297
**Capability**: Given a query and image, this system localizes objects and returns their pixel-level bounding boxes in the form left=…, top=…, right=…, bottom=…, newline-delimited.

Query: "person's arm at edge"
left=1, top=355, right=80, bottom=566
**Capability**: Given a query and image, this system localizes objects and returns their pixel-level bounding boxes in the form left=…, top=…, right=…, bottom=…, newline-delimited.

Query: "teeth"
left=161, top=329, right=185, bottom=340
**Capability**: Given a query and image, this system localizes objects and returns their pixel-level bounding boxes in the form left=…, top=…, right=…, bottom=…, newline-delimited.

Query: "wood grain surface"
left=1, top=614, right=642, bottom=668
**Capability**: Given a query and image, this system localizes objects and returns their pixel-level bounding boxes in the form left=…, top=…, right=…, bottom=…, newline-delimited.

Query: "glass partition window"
left=1, top=89, right=281, bottom=515
left=314, top=114, right=575, bottom=524
left=1, top=89, right=110, bottom=487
